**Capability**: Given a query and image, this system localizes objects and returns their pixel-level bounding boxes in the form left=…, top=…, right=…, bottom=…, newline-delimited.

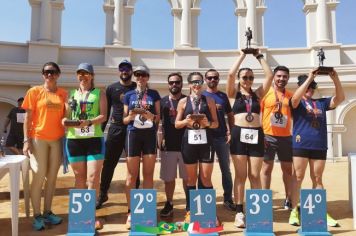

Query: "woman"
left=175, top=72, right=218, bottom=223
left=288, top=69, right=344, bottom=227
left=123, top=65, right=161, bottom=229
left=226, top=50, right=273, bottom=228
left=22, top=62, right=67, bottom=231
left=63, top=63, right=107, bottom=230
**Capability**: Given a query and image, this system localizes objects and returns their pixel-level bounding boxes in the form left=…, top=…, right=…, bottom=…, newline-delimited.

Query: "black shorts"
left=66, top=137, right=105, bottom=163
left=264, top=135, right=293, bottom=162
left=230, top=125, right=264, bottom=157
left=125, top=129, right=157, bottom=157
left=181, top=129, right=214, bottom=164
left=6, top=134, right=24, bottom=149
left=293, top=148, right=327, bottom=160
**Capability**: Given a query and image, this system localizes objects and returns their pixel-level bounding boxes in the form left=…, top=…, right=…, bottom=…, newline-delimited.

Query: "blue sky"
left=0, top=0, right=355, bottom=49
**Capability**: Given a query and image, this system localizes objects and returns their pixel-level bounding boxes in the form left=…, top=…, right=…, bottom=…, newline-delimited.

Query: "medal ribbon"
left=243, top=95, right=252, bottom=114
left=303, top=98, right=318, bottom=119
left=136, top=88, right=148, bottom=108
left=168, top=96, right=177, bottom=117
left=79, top=88, right=93, bottom=117
left=274, top=87, right=285, bottom=113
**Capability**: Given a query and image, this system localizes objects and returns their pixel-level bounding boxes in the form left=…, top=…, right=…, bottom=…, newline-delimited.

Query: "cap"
left=133, top=65, right=150, bottom=75
left=297, top=74, right=317, bottom=88
left=17, top=97, right=24, bottom=102
left=118, top=60, right=132, bottom=70
left=76, top=63, right=94, bottom=74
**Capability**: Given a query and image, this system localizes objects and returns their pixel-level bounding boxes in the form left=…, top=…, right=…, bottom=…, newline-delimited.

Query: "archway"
left=338, top=100, right=356, bottom=155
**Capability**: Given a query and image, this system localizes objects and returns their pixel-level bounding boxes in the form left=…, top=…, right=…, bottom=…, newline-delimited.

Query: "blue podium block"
left=244, top=189, right=275, bottom=236
left=129, top=189, right=157, bottom=236
left=189, top=189, right=219, bottom=236
left=67, top=189, right=96, bottom=236
left=298, top=189, right=331, bottom=236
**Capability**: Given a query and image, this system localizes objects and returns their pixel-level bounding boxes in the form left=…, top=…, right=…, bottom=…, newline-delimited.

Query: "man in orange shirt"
left=260, top=66, right=293, bottom=210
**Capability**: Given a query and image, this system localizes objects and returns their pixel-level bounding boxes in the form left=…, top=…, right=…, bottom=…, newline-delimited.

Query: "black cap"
left=297, top=74, right=317, bottom=89
left=17, top=97, right=24, bottom=102
left=118, top=60, right=132, bottom=70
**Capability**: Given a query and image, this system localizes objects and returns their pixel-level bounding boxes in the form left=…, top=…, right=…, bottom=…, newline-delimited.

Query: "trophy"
left=317, top=48, right=333, bottom=75
left=64, top=97, right=81, bottom=127
left=191, top=97, right=205, bottom=129
left=134, top=90, right=147, bottom=122
left=242, top=27, right=258, bottom=54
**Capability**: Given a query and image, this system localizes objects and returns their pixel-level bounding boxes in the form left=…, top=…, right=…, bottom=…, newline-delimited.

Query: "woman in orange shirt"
left=22, top=62, right=67, bottom=231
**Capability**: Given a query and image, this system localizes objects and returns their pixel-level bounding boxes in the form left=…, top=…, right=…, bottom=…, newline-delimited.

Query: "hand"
left=200, top=116, right=210, bottom=128
left=226, top=133, right=231, bottom=144
left=310, top=68, right=318, bottom=78
left=329, top=69, right=338, bottom=80
left=184, top=114, right=194, bottom=126
left=78, top=120, right=91, bottom=127
left=239, top=50, right=246, bottom=57
left=23, top=141, right=33, bottom=157
left=253, top=49, right=261, bottom=57
left=142, top=110, right=155, bottom=121
left=128, top=110, right=137, bottom=121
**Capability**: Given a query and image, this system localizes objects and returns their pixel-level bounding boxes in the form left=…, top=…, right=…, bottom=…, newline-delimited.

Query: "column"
left=38, top=0, right=52, bottom=42
left=316, top=0, right=330, bottom=44
left=103, top=2, right=114, bottom=45
left=112, top=0, right=124, bottom=45
left=245, top=0, right=257, bottom=46
left=180, top=0, right=191, bottom=47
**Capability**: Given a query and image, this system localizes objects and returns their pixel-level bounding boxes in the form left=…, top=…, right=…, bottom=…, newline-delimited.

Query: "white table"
left=0, top=155, right=30, bottom=236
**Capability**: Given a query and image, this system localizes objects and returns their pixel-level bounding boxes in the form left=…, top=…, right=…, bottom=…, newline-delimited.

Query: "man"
left=96, top=60, right=137, bottom=209
left=260, top=66, right=293, bottom=210
left=201, top=69, right=236, bottom=211
left=158, top=72, right=187, bottom=217
left=3, top=97, right=25, bottom=154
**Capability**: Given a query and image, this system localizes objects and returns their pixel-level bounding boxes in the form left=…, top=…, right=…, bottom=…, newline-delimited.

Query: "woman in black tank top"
left=226, top=50, right=273, bottom=228
left=175, top=72, right=218, bottom=221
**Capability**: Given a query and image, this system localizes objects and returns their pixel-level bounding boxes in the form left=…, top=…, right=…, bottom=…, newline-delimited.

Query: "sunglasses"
left=42, top=70, right=59, bottom=76
left=77, top=71, right=91, bottom=77
left=190, top=80, right=203, bottom=86
left=134, top=72, right=148, bottom=77
left=241, top=76, right=254, bottom=81
left=206, top=76, right=219, bottom=81
left=168, top=81, right=181, bottom=86
left=119, top=67, right=132, bottom=72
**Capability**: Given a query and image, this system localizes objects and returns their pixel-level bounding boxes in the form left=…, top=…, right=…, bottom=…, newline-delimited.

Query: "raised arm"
left=255, top=53, right=273, bottom=99
left=227, top=51, right=246, bottom=98
left=329, top=70, right=345, bottom=109
left=290, top=69, right=318, bottom=109
left=175, top=98, right=189, bottom=129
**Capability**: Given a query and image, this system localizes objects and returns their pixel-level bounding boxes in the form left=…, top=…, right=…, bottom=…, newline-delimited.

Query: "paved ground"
left=0, top=158, right=354, bottom=235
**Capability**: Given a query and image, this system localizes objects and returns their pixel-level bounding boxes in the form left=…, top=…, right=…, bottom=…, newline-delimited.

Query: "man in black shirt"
left=96, top=60, right=137, bottom=209
left=158, top=72, right=187, bottom=217
left=3, top=97, right=25, bottom=154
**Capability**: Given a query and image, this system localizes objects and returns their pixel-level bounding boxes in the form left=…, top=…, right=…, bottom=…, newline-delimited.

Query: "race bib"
left=188, top=129, right=207, bottom=144
left=16, top=113, right=25, bottom=123
left=75, top=126, right=95, bottom=137
left=270, top=114, right=288, bottom=128
left=240, top=128, right=258, bottom=144
left=133, top=114, right=153, bottom=129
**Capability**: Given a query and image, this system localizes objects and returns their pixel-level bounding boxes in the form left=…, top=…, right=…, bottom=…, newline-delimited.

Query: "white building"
left=0, top=0, right=355, bottom=157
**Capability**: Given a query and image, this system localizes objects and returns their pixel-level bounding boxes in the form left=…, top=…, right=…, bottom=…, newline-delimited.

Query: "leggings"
left=29, top=138, right=62, bottom=216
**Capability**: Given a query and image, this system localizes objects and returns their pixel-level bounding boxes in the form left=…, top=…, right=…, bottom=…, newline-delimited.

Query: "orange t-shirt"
left=261, top=87, right=293, bottom=137
left=22, top=86, right=67, bottom=140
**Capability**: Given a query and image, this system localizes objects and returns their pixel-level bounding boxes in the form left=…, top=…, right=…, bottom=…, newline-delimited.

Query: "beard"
left=207, top=81, right=217, bottom=89
left=120, top=74, right=132, bottom=82
left=169, top=87, right=181, bottom=95
left=275, top=80, right=287, bottom=89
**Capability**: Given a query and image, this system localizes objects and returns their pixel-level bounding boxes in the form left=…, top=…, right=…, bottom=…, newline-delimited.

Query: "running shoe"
left=160, top=201, right=174, bottom=217
left=184, top=211, right=190, bottom=224
left=327, top=213, right=340, bottom=227
left=43, top=211, right=62, bottom=225
left=283, top=199, right=292, bottom=210
left=223, top=200, right=237, bottom=211
left=96, top=192, right=108, bottom=209
left=289, top=208, right=300, bottom=226
left=32, top=215, right=45, bottom=231
left=234, top=212, right=245, bottom=228
left=126, top=213, right=131, bottom=230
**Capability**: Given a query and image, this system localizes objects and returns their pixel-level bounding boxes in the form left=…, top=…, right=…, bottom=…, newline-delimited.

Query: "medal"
left=245, top=113, right=254, bottom=122
left=311, top=119, right=320, bottom=129
left=79, top=112, right=88, bottom=120
left=169, top=96, right=178, bottom=124
left=192, top=121, right=201, bottom=130
left=244, top=94, right=254, bottom=122
left=274, top=112, right=283, bottom=119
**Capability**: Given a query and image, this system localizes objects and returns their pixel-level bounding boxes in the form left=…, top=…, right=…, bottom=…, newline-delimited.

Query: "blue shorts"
left=66, top=137, right=105, bottom=163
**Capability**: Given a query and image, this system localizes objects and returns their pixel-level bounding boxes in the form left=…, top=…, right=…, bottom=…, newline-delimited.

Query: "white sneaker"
left=234, top=212, right=246, bottom=228
left=125, top=213, right=131, bottom=230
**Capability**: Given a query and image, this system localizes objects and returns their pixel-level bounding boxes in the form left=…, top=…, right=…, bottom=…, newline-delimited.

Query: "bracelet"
left=23, top=138, right=30, bottom=144
left=256, top=54, right=264, bottom=60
